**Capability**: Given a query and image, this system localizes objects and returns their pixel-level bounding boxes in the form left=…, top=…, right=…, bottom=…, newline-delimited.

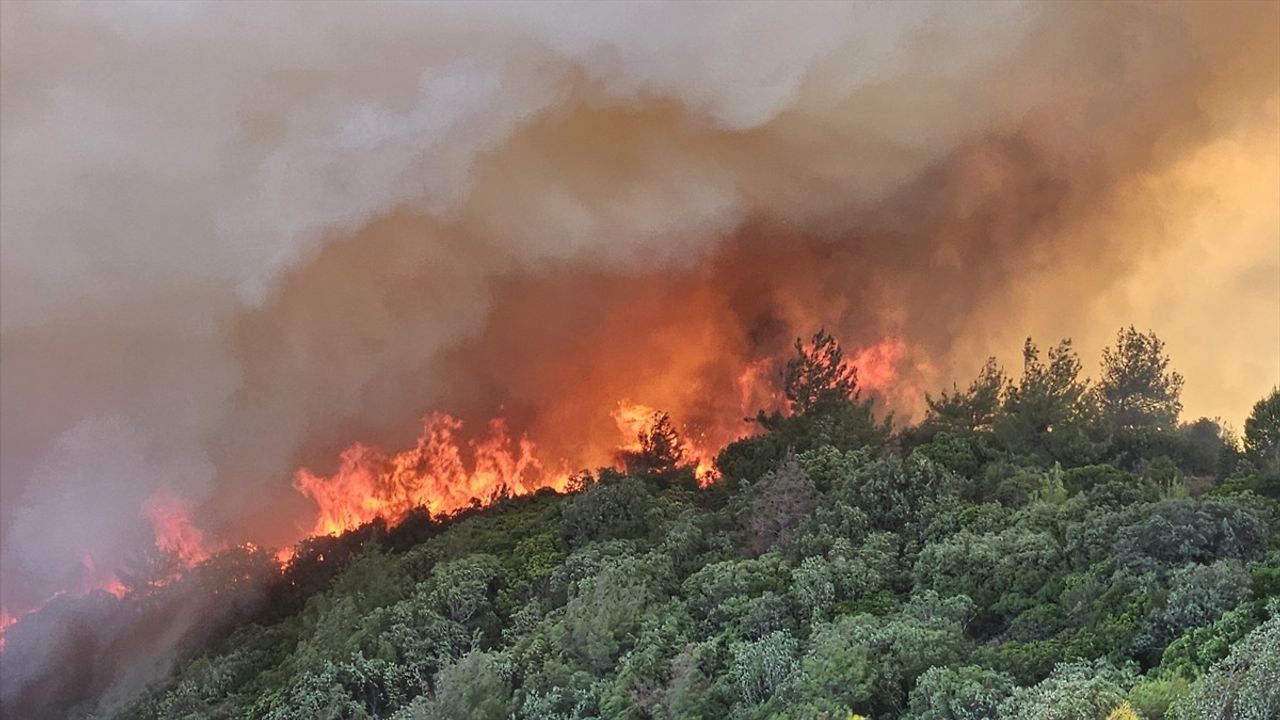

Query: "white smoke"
left=0, top=0, right=1023, bottom=610
left=2, top=0, right=1276, bottom=621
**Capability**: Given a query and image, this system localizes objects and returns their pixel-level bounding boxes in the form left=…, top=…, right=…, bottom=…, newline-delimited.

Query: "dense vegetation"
left=14, top=328, right=1280, bottom=719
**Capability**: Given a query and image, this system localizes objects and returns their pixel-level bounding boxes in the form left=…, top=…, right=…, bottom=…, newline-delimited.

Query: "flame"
left=612, top=400, right=721, bottom=484
left=293, top=413, right=570, bottom=537
left=142, top=487, right=218, bottom=568
left=1, top=333, right=914, bottom=640
left=291, top=333, right=911, bottom=537
left=850, top=336, right=934, bottom=415
left=611, top=400, right=658, bottom=453
left=852, top=336, right=906, bottom=394
left=737, top=358, right=786, bottom=419
left=77, top=552, right=126, bottom=599
left=2, top=490, right=225, bottom=637
left=0, top=608, right=14, bottom=651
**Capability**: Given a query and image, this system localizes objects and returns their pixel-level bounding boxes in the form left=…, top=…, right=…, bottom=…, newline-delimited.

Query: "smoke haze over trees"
left=2, top=329, right=1279, bottom=719
left=1, top=1, right=1277, bottom=622
left=0, top=2, right=1278, bottom=718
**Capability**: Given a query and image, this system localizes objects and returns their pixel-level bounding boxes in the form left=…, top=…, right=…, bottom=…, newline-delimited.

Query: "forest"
left=5, top=327, right=1278, bottom=720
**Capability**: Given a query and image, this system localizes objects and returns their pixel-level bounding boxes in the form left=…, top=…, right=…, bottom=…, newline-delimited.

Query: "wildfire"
left=293, top=413, right=571, bottom=537
left=142, top=487, right=219, bottom=568
left=290, top=333, right=910, bottom=537
left=852, top=337, right=906, bottom=394
left=612, top=401, right=720, bottom=483
left=611, top=401, right=659, bottom=453
left=78, top=553, right=127, bottom=599
left=851, top=336, right=935, bottom=414
left=1, top=332, right=911, bottom=641
left=0, top=609, right=14, bottom=651
left=737, top=358, right=787, bottom=419
left=295, top=334, right=910, bottom=540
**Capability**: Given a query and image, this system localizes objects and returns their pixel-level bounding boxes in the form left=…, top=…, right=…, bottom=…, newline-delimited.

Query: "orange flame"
left=77, top=553, right=126, bottom=598
left=142, top=487, right=218, bottom=568
left=293, top=413, right=571, bottom=537
left=612, top=400, right=721, bottom=484
left=611, top=400, right=658, bottom=453
left=0, top=608, right=14, bottom=651
left=291, top=334, right=911, bottom=537
left=2, top=334, right=916, bottom=636
left=852, top=336, right=906, bottom=395
left=851, top=335, right=934, bottom=414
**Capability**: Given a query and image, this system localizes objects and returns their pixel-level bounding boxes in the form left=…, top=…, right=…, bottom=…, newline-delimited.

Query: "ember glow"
left=293, top=334, right=905, bottom=537
left=0, top=610, right=14, bottom=651
left=294, top=413, right=563, bottom=537
left=1, top=1, right=1277, bottom=711
left=142, top=487, right=218, bottom=568
left=0, top=329, right=901, bottom=623
left=77, top=553, right=126, bottom=600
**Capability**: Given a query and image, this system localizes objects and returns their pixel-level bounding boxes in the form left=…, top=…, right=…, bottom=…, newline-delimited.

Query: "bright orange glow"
left=77, top=552, right=126, bottom=598
left=1, top=334, right=908, bottom=636
left=292, top=334, right=903, bottom=535
left=613, top=400, right=720, bottom=484
left=737, top=358, right=786, bottom=419
left=852, top=337, right=906, bottom=394
left=293, top=413, right=571, bottom=537
left=611, top=400, right=658, bottom=453
left=142, top=487, right=218, bottom=568
left=0, top=608, right=14, bottom=650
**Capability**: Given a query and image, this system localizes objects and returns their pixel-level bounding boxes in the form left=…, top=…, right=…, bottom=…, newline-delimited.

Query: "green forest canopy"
left=5, top=326, right=1279, bottom=720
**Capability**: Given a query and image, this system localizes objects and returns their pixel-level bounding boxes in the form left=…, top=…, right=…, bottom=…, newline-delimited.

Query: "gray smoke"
left=2, top=0, right=1277, bottom=623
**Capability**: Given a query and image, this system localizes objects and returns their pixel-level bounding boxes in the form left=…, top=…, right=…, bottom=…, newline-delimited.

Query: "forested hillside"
left=21, top=329, right=1280, bottom=719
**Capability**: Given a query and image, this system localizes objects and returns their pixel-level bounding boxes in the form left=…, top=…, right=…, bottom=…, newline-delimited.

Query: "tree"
left=559, top=476, right=653, bottom=547
left=557, top=560, right=654, bottom=674
left=1097, top=327, right=1184, bottom=432
left=1128, top=676, right=1190, bottom=720
left=912, top=526, right=1061, bottom=632
left=409, top=650, right=515, bottom=720
left=619, top=411, right=691, bottom=480
left=1111, top=499, right=1267, bottom=575
left=1175, top=417, right=1240, bottom=478
left=1135, top=560, right=1251, bottom=661
left=905, top=665, right=1016, bottom=720
left=924, top=358, right=1008, bottom=435
left=996, top=338, right=1103, bottom=465
left=730, top=630, right=798, bottom=706
left=1172, top=615, right=1279, bottom=720
left=745, top=456, right=817, bottom=556
left=783, top=329, right=859, bottom=415
left=784, top=593, right=974, bottom=717
left=1243, top=388, right=1280, bottom=470
left=1155, top=601, right=1267, bottom=682
left=843, top=453, right=958, bottom=533
left=996, top=659, right=1135, bottom=720
left=428, top=554, right=500, bottom=623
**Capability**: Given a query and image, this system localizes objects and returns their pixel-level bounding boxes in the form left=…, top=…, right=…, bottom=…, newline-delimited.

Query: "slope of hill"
left=7, top=330, right=1279, bottom=720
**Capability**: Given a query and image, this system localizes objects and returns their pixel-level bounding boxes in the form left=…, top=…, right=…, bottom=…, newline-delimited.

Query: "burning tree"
left=719, top=331, right=889, bottom=485
left=783, top=329, right=860, bottom=416
left=619, top=411, right=692, bottom=480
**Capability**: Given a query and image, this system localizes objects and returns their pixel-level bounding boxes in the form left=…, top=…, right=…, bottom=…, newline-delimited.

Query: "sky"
left=1, top=0, right=1277, bottom=616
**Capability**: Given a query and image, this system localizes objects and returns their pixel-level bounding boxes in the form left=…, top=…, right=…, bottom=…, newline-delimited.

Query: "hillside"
left=5, top=329, right=1279, bottom=720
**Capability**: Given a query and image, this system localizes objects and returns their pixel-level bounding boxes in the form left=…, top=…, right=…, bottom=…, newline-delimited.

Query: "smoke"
left=1, top=0, right=1277, bottom=652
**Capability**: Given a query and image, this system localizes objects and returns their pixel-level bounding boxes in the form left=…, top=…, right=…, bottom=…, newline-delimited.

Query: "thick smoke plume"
left=1, top=1, right=1277, bottom=706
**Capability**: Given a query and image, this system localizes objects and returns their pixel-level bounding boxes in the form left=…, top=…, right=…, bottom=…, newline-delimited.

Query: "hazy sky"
left=1, top=1, right=1277, bottom=614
